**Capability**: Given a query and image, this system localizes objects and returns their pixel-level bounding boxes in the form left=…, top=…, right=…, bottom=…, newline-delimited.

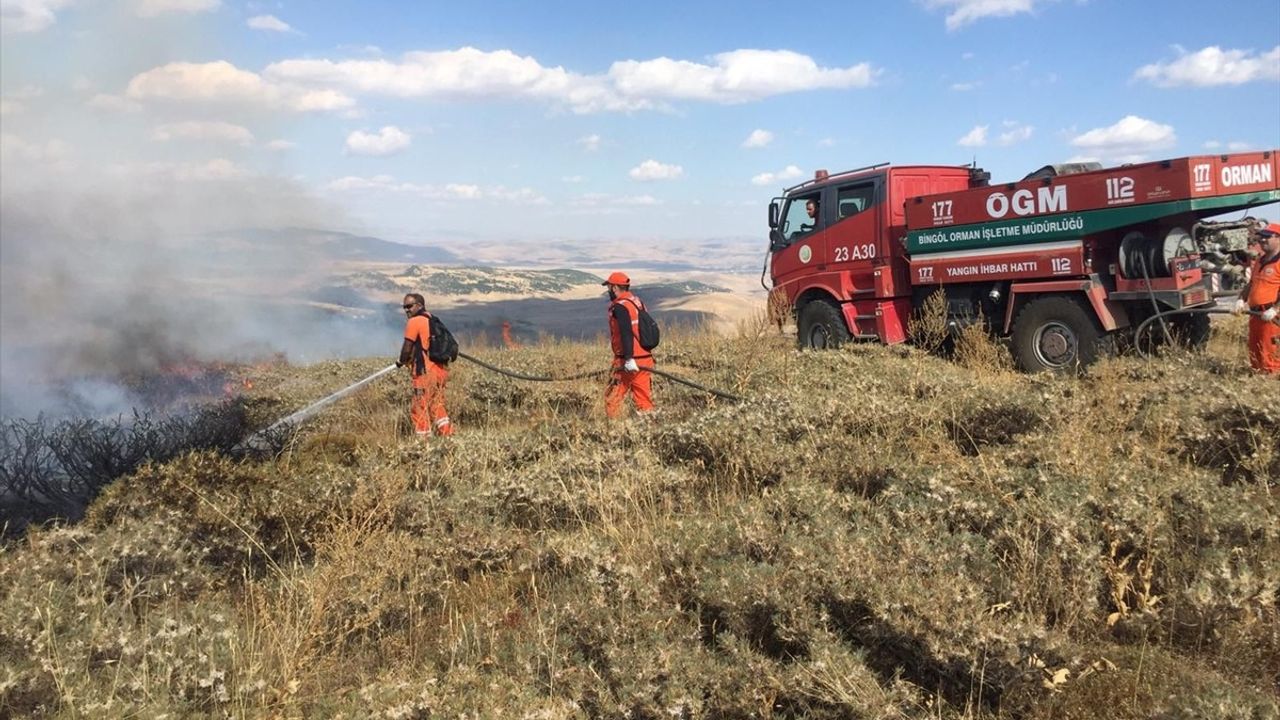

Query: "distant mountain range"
left=202, top=227, right=460, bottom=265
left=199, top=227, right=765, bottom=275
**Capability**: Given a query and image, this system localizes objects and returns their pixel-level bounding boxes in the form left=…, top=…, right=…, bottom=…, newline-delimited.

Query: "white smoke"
left=0, top=8, right=392, bottom=419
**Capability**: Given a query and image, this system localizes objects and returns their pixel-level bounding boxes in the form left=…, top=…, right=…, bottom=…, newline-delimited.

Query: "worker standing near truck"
left=397, top=293, right=455, bottom=436
left=1234, top=222, right=1280, bottom=375
left=603, top=271, right=656, bottom=417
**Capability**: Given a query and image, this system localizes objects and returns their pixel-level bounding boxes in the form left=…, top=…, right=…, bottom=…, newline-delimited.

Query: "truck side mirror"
left=769, top=228, right=785, bottom=252
left=768, top=201, right=779, bottom=229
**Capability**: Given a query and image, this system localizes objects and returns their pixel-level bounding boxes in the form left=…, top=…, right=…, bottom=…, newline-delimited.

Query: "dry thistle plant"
left=954, top=316, right=1014, bottom=373
left=908, top=288, right=949, bottom=353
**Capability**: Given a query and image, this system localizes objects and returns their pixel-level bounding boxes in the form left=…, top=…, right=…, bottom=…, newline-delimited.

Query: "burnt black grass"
left=0, top=399, right=288, bottom=537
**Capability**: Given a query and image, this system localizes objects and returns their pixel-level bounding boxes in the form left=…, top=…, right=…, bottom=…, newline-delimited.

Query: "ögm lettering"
left=985, top=186, right=1068, bottom=219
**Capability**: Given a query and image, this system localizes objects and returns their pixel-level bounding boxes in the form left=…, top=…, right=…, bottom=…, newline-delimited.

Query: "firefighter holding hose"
left=1233, top=222, right=1280, bottom=375
left=397, top=293, right=455, bottom=436
left=602, top=271, right=656, bottom=417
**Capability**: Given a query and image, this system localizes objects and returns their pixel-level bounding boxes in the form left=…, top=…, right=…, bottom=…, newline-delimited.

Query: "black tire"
left=797, top=299, right=851, bottom=350
left=1010, top=295, right=1110, bottom=373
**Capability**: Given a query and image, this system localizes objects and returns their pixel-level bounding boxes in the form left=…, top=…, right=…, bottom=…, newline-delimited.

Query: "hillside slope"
left=1, top=319, right=1277, bottom=718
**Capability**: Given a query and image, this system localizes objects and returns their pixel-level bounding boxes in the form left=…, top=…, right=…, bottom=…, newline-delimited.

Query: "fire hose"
left=1134, top=306, right=1270, bottom=358
left=244, top=350, right=743, bottom=445
left=457, top=351, right=743, bottom=402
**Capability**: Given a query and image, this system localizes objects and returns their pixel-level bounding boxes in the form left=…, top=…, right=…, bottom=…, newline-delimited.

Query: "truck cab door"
left=826, top=178, right=884, bottom=293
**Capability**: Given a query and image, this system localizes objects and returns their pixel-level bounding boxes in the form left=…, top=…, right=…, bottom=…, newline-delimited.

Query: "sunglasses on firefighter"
left=402, top=303, right=417, bottom=309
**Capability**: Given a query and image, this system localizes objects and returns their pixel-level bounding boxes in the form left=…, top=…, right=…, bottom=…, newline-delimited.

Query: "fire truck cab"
left=768, top=163, right=979, bottom=347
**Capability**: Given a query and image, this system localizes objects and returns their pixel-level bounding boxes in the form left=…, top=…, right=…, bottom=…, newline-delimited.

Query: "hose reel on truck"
left=1118, top=227, right=1196, bottom=280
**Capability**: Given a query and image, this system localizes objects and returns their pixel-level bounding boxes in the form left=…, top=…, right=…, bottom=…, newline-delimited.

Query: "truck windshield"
left=781, top=194, right=821, bottom=243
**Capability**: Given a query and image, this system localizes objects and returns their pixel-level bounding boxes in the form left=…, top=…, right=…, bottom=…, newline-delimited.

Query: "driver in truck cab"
left=800, top=199, right=820, bottom=233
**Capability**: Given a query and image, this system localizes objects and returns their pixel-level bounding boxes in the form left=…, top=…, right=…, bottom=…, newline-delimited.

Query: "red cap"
left=602, top=271, right=631, bottom=286
left=1259, top=222, right=1280, bottom=237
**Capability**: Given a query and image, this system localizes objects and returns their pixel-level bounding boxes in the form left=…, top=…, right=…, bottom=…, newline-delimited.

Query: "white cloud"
left=1, top=0, right=71, bottom=34
left=923, top=0, right=1042, bottom=31
left=1070, top=115, right=1176, bottom=160
left=629, top=159, right=683, bottom=181
left=151, top=121, right=254, bottom=145
left=577, top=133, right=601, bottom=151
left=344, top=126, right=411, bottom=156
left=265, top=47, right=641, bottom=113
left=135, top=0, right=219, bottom=17
left=950, top=81, right=980, bottom=91
left=565, top=193, right=660, bottom=215
left=957, top=125, right=988, bottom=147
left=87, top=93, right=143, bottom=112
left=817, top=137, right=836, bottom=148
left=1203, top=140, right=1252, bottom=152
left=264, top=46, right=877, bottom=114
left=326, top=174, right=396, bottom=191
left=266, top=139, right=296, bottom=151
left=247, top=14, right=292, bottom=32
left=562, top=175, right=584, bottom=183
left=570, top=193, right=659, bottom=207
left=123, top=158, right=247, bottom=182
left=996, top=120, right=1033, bottom=145
left=0, top=86, right=41, bottom=114
left=1134, top=45, right=1280, bottom=87
left=338, top=44, right=384, bottom=56
left=175, top=158, right=243, bottom=180
left=609, top=49, right=877, bottom=103
left=445, top=183, right=480, bottom=199
left=0, top=133, right=72, bottom=164
left=324, top=174, right=546, bottom=203
left=126, top=61, right=355, bottom=112
left=741, top=129, right=774, bottom=148
left=750, top=164, right=804, bottom=186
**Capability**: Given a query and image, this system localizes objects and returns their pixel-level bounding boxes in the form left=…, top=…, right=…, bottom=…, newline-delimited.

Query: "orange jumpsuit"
left=605, top=292, right=655, bottom=417
left=1245, top=253, right=1280, bottom=375
left=403, top=313, right=454, bottom=436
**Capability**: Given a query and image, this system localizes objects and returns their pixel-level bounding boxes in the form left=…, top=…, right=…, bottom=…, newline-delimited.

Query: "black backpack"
left=425, top=313, right=459, bottom=365
left=623, top=298, right=661, bottom=351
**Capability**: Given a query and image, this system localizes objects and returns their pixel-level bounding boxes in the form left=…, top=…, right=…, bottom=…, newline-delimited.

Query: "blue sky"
left=2, top=0, right=1278, bottom=246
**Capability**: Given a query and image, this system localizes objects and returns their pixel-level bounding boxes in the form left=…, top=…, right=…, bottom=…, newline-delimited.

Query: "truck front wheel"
left=1010, top=295, right=1110, bottom=373
left=797, top=300, right=851, bottom=350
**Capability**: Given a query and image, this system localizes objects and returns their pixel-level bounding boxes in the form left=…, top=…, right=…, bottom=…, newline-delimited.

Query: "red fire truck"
left=766, top=151, right=1279, bottom=372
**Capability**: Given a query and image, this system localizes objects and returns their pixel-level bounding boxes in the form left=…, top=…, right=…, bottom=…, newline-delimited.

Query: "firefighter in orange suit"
left=603, top=271, right=655, bottom=417
left=397, top=293, right=454, bottom=436
left=1233, top=222, right=1280, bottom=375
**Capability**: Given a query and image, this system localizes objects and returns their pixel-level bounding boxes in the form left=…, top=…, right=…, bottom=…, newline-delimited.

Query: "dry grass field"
left=1, top=313, right=1277, bottom=718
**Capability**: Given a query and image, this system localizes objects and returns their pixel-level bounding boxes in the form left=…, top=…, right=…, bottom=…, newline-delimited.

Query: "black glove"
left=395, top=359, right=404, bottom=368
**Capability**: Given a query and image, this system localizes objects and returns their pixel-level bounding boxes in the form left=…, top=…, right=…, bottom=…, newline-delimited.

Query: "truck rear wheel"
left=797, top=299, right=851, bottom=350
left=1010, top=295, right=1109, bottom=373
